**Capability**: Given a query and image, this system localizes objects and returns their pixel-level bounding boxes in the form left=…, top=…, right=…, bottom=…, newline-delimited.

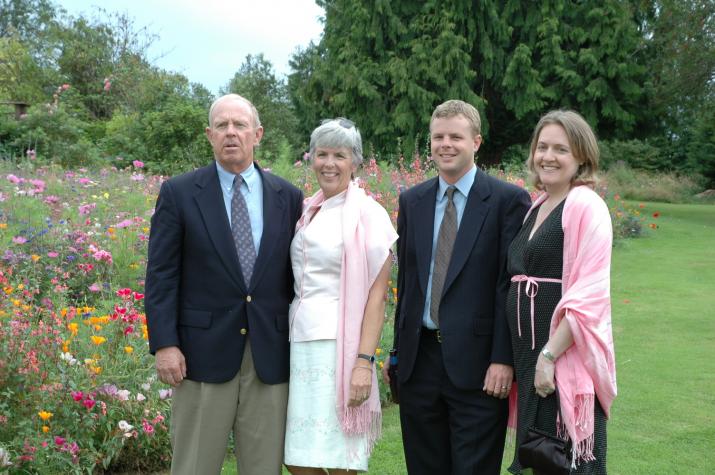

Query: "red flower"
left=652, top=212, right=660, bottom=218
left=54, top=436, right=65, bottom=446
left=133, top=292, right=144, bottom=300
left=71, top=390, right=83, bottom=401
left=82, top=398, right=96, bottom=410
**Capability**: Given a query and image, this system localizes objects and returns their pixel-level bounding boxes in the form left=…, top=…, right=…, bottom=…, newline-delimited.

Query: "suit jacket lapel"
left=442, top=169, right=492, bottom=293
left=193, top=164, right=246, bottom=291
left=413, top=178, right=438, bottom=295
left=250, top=166, right=284, bottom=290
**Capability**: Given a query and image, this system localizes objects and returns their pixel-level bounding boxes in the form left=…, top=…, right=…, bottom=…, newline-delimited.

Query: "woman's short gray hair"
left=309, top=118, right=363, bottom=167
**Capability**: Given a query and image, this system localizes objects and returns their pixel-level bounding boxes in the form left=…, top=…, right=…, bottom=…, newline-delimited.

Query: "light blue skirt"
left=284, top=339, right=369, bottom=471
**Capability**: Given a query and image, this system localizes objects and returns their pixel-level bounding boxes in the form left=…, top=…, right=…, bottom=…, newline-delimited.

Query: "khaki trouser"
left=170, top=340, right=288, bottom=475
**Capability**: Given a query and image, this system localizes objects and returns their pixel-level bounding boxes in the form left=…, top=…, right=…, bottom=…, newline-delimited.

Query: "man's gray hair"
left=208, top=94, right=261, bottom=128
left=309, top=118, right=363, bottom=167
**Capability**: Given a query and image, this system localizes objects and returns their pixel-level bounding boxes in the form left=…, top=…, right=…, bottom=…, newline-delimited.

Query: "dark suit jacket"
left=393, top=168, right=530, bottom=390
left=145, top=162, right=303, bottom=384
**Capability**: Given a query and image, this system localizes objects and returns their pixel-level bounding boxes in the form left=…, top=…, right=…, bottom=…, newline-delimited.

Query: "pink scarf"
left=525, top=186, right=617, bottom=465
left=295, top=180, right=397, bottom=456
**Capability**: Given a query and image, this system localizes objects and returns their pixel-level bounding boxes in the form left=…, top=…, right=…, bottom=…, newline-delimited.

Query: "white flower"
left=0, top=446, right=12, bottom=467
left=135, top=393, right=146, bottom=402
left=59, top=352, right=77, bottom=365
left=118, top=420, right=133, bottom=432
left=116, top=389, right=130, bottom=401
left=141, top=382, right=151, bottom=391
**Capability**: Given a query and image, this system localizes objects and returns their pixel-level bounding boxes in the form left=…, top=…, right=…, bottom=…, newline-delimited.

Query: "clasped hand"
left=348, top=364, right=372, bottom=407
left=534, top=353, right=555, bottom=398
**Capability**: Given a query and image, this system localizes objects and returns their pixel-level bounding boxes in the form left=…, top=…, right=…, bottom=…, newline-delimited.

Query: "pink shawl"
left=526, top=185, right=617, bottom=465
left=295, top=180, right=397, bottom=455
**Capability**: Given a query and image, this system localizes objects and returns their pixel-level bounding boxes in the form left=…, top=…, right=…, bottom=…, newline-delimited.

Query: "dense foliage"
left=0, top=0, right=713, bottom=184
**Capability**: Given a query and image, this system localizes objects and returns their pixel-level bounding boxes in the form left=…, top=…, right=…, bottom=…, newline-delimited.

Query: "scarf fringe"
left=558, top=393, right=596, bottom=468
left=339, top=405, right=382, bottom=459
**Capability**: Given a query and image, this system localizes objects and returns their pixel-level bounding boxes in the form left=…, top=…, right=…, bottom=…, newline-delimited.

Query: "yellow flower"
left=90, top=335, right=107, bottom=346
left=91, top=365, right=102, bottom=375
left=375, top=348, right=383, bottom=356
left=38, top=411, right=53, bottom=421
left=30, top=254, right=40, bottom=262
left=42, top=425, right=50, bottom=433
left=142, top=226, right=149, bottom=233
left=68, top=323, right=79, bottom=336
left=84, top=358, right=96, bottom=365
left=17, top=283, right=24, bottom=290
left=0, top=223, right=7, bottom=229
left=3, top=286, right=12, bottom=295
left=124, top=346, right=134, bottom=354
left=103, top=192, right=109, bottom=199
left=378, top=361, right=384, bottom=369
left=129, top=263, right=139, bottom=270
left=12, top=299, right=20, bottom=307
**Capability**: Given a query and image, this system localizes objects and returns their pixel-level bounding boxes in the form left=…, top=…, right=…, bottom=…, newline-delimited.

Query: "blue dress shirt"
left=422, top=165, right=477, bottom=329
left=216, top=161, right=263, bottom=253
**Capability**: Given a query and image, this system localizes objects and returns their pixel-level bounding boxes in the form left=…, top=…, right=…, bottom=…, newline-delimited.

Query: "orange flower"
left=90, top=335, right=107, bottom=346
left=91, top=365, right=102, bottom=375
left=62, top=341, right=70, bottom=353
left=31, top=254, right=40, bottom=262
left=42, top=425, right=50, bottom=433
left=68, top=323, right=79, bottom=336
left=124, top=346, right=134, bottom=354
left=0, top=223, right=7, bottom=229
left=38, top=411, right=53, bottom=421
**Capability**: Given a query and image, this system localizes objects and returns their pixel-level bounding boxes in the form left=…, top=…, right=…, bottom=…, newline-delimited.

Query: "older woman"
left=284, top=118, right=397, bottom=474
left=506, top=110, right=617, bottom=474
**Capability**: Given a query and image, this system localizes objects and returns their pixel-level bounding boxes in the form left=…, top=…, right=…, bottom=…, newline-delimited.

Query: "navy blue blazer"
left=393, top=168, right=531, bottom=390
left=145, top=162, right=303, bottom=384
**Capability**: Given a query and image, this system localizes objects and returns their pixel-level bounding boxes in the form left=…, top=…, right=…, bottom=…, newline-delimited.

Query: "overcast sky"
left=56, top=0, right=325, bottom=94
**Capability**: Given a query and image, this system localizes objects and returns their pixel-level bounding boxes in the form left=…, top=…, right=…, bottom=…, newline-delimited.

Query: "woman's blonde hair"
left=526, top=110, right=600, bottom=190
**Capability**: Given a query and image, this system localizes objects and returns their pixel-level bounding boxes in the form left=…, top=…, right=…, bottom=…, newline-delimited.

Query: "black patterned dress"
left=506, top=201, right=608, bottom=474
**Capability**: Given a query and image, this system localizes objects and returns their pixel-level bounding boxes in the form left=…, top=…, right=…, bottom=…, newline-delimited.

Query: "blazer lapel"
left=442, top=169, right=492, bottom=293
left=413, top=178, right=438, bottom=295
left=250, top=166, right=285, bottom=290
left=193, top=164, right=246, bottom=291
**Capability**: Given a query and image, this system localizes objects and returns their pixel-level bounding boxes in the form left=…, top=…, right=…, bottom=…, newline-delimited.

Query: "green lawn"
left=221, top=202, right=714, bottom=474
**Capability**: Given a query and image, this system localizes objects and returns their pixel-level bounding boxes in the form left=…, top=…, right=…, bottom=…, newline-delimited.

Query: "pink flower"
left=132, top=160, right=144, bottom=168
left=54, top=436, right=65, bottom=446
left=78, top=203, right=96, bottom=215
left=142, top=419, right=155, bottom=435
left=124, top=325, right=134, bottom=336
left=115, top=219, right=132, bottom=228
left=6, top=174, right=22, bottom=184
left=82, top=398, right=96, bottom=410
left=12, top=236, right=27, bottom=244
left=88, top=283, right=101, bottom=292
left=130, top=173, right=145, bottom=181
left=61, top=84, right=70, bottom=90
left=78, top=178, right=90, bottom=185
left=71, top=390, right=84, bottom=401
left=116, top=389, right=131, bottom=401
left=136, top=393, right=146, bottom=402
left=44, top=195, right=60, bottom=204
left=158, top=388, right=172, bottom=400
left=47, top=251, right=59, bottom=258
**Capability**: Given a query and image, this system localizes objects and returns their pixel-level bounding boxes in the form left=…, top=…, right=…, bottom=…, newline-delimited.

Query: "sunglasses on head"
left=321, top=117, right=355, bottom=129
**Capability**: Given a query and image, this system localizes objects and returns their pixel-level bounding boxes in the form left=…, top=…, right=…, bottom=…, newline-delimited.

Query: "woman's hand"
left=534, top=353, right=556, bottom=398
left=348, top=365, right=373, bottom=407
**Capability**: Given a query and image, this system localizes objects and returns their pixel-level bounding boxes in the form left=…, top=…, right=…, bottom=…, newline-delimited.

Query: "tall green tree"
left=223, top=53, right=301, bottom=161
left=290, top=0, right=648, bottom=161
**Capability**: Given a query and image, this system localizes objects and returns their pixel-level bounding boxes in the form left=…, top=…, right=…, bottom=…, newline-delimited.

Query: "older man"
left=384, top=100, right=531, bottom=474
left=145, top=94, right=303, bottom=474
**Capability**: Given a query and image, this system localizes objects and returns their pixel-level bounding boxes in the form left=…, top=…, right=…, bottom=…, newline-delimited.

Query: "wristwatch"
left=541, top=347, right=556, bottom=362
left=357, top=353, right=375, bottom=363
